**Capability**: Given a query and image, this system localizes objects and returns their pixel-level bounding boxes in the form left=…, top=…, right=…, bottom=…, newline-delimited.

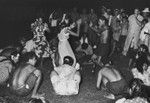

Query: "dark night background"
left=0, top=0, right=149, bottom=48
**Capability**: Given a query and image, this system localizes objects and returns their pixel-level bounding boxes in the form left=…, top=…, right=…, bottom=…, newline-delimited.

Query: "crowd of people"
left=0, top=6, right=150, bottom=103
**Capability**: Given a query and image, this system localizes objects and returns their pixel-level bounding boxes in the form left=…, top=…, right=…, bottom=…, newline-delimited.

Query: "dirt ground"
left=0, top=53, right=133, bottom=103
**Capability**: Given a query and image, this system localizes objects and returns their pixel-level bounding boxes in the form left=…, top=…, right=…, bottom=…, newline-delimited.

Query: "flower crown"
left=31, top=18, right=49, bottom=34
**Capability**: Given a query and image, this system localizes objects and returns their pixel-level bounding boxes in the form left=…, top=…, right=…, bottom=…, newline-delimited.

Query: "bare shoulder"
left=21, top=64, right=36, bottom=73
left=100, top=66, right=110, bottom=72
left=101, top=66, right=117, bottom=73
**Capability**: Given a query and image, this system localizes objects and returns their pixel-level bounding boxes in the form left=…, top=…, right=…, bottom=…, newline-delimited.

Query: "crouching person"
left=0, top=50, right=20, bottom=86
left=96, top=64, right=128, bottom=99
left=50, top=56, right=81, bottom=95
left=11, top=52, right=44, bottom=99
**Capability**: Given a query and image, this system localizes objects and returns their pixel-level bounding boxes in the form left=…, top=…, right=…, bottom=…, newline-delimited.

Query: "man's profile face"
left=29, top=57, right=37, bottom=65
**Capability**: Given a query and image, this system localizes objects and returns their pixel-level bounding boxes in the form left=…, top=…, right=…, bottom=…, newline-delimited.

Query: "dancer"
left=58, top=25, right=77, bottom=67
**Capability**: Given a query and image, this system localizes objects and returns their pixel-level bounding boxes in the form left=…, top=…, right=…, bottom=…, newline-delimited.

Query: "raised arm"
left=68, top=20, right=81, bottom=37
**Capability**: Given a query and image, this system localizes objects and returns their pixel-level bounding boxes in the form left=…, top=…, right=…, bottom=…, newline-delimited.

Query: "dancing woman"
left=58, top=20, right=81, bottom=67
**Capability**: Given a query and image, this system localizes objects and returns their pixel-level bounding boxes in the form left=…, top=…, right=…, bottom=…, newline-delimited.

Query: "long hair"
left=126, top=78, right=148, bottom=100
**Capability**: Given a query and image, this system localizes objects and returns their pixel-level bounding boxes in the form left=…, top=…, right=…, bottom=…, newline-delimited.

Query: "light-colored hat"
left=142, top=8, right=150, bottom=13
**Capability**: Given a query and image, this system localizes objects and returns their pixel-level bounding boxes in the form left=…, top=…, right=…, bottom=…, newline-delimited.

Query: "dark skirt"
left=97, top=43, right=110, bottom=57
left=106, top=79, right=127, bottom=96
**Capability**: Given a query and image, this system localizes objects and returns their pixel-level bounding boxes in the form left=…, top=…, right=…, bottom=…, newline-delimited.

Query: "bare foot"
left=31, top=93, right=45, bottom=99
left=104, top=93, right=115, bottom=100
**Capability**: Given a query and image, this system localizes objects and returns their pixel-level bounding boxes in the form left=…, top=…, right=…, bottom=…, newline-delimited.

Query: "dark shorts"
left=106, top=79, right=127, bottom=96
left=97, top=43, right=109, bottom=57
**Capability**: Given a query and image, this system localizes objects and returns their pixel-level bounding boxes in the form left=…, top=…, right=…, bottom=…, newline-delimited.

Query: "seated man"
left=76, top=42, right=93, bottom=64
left=50, top=56, right=81, bottom=95
left=11, top=52, right=44, bottom=99
left=96, top=64, right=128, bottom=99
left=115, top=78, right=149, bottom=103
left=128, top=44, right=148, bottom=68
left=131, top=62, right=150, bottom=86
left=0, top=50, right=20, bottom=86
left=131, top=50, right=150, bottom=86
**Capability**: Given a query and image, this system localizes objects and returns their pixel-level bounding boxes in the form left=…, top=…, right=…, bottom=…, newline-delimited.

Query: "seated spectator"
left=128, top=44, right=148, bottom=68
left=76, top=42, right=93, bottom=64
left=115, top=78, right=149, bottom=103
left=96, top=64, right=128, bottom=99
left=29, top=97, right=49, bottom=103
left=0, top=46, right=19, bottom=59
left=131, top=61, right=150, bottom=86
left=0, top=50, right=20, bottom=86
left=50, top=56, right=81, bottom=95
left=130, top=46, right=150, bottom=86
left=11, top=52, right=44, bottom=99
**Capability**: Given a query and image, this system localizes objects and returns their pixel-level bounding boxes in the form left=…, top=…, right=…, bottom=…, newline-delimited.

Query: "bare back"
left=101, top=67, right=122, bottom=82
left=13, top=64, right=36, bottom=87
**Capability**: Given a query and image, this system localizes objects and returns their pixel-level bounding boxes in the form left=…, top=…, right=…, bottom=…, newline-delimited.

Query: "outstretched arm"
left=68, top=22, right=81, bottom=37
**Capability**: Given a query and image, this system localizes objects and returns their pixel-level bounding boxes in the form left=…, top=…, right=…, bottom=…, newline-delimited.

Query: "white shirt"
left=140, top=22, right=150, bottom=45
left=128, top=14, right=143, bottom=34
left=132, top=67, right=150, bottom=86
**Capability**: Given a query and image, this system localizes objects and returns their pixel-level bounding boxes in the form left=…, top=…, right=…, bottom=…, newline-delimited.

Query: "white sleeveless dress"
left=58, top=28, right=76, bottom=67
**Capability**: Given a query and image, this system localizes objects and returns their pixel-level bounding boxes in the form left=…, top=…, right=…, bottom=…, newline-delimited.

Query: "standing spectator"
left=140, top=13, right=150, bottom=52
left=123, top=9, right=143, bottom=56
left=80, top=8, right=89, bottom=38
left=119, top=16, right=128, bottom=51
left=49, top=10, right=62, bottom=40
left=88, top=9, right=97, bottom=26
left=142, top=8, right=150, bottom=21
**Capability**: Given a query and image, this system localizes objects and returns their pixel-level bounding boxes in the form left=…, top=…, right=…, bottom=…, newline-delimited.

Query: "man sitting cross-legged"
left=96, top=64, right=128, bottom=99
left=11, top=52, right=44, bottom=99
left=50, top=56, right=81, bottom=95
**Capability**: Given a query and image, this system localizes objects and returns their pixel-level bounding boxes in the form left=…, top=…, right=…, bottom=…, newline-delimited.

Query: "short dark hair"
left=29, top=98, right=49, bottom=103
left=139, top=44, right=148, bottom=53
left=99, top=16, right=108, bottom=24
left=81, top=43, right=88, bottom=50
left=63, top=56, right=74, bottom=66
left=0, top=47, right=17, bottom=59
left=20, top=52, right=37, bottom=63
left=11, top=50, right=19, bottom=57
left=127, top=78, right=144, bottom=99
